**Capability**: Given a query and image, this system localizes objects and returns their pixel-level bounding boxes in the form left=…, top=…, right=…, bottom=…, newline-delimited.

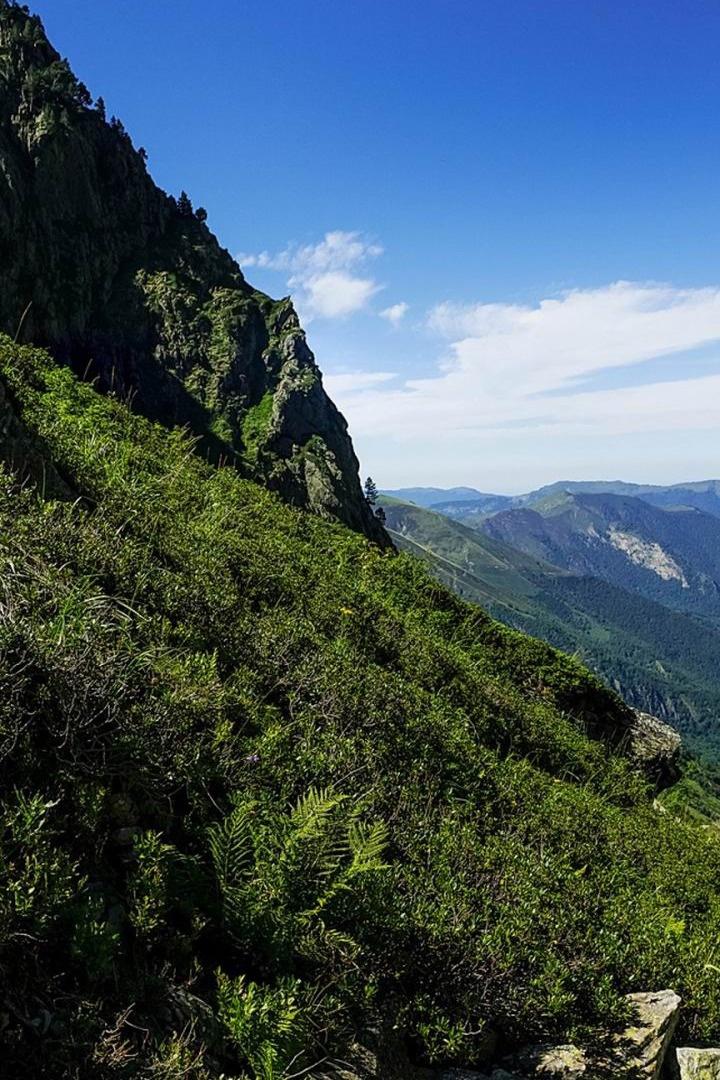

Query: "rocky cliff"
left=0, top=0, right=386, bottom=541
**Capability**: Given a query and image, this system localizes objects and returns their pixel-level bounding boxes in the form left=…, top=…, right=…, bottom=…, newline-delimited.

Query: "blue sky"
left=36, top=0, right=720, bottom=491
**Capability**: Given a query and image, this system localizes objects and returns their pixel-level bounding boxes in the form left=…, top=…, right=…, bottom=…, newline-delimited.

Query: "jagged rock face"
left=0, top=0, right=386, bottom=542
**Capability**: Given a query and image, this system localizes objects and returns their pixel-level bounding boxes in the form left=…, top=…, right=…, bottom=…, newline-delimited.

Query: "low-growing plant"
left=2, top=337, right=720, bottom=1075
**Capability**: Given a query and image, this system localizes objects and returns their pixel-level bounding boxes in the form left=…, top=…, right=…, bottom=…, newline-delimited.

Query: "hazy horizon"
left=381, top=476, right=720, bottom=498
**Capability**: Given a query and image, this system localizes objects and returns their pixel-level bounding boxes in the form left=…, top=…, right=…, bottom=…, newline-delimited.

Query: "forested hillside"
left=384, top=498, right=720, bottom=757
left=482, top=492, right=720, bottom=621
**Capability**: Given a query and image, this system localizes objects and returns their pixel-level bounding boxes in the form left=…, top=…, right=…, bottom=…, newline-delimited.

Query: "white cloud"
left=324, top=371, right=396, bottom=395
left=425, top=282, right=720, bottom=395
left=236, top=251, right=274, bottom=269
left=330, top=281, right=720, bottom=486
left=380, top=301, right=409, bottom=326
left=237, top=230, right=383, bottom=320
left=301, top=271, right=380, bottom=319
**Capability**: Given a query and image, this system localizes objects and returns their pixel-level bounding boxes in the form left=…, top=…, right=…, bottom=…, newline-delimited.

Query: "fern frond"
left=347, top=820, right=388, bottom=876
left=297, top=922, right=360, bottom=963
left=290, top=787, right=344, bottom=839
left=208, top=802, right=255, bottom=887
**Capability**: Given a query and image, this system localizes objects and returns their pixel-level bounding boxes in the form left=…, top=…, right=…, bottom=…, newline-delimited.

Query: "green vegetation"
left=242, top=391, right=275, bottom=461
left=3, top=337, right=720, bottom=1076
left=659, top=758, right=720, bottom=826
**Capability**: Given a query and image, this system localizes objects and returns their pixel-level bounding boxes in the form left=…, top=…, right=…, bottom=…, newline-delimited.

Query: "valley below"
left=382, top=482, right=720, bottom=762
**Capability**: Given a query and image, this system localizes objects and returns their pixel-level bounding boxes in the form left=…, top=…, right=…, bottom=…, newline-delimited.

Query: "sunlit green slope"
left=2, top=339, right=720, bottom=1076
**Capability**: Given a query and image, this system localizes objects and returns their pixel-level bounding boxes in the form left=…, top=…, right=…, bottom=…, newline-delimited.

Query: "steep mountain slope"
left=3, top=336, right=720, bottom=1077
left=5, top=5, right=720, bottom=1076
left=482, top=492, right=720, bottom=621
left=0, top=0, right=385, bottom=542
left=384, top=498, right=720, bottom=755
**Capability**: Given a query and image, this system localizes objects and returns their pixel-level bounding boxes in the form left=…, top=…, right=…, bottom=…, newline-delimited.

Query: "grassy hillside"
left=4, top=339, right=720, bottom=1076
left=384, top=498, right=720, bottom=759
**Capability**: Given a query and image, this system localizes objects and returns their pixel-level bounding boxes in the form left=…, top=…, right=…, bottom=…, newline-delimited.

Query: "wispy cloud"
left=425, top=282, right=720, bottom=396
left=330, top=281, right=720, bottom=484
left=237, top=230, right=383, bottom=320
left=380, top=301, right=409, bottom=326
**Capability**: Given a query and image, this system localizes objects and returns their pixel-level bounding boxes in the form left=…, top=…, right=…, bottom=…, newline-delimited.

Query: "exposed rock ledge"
left=627, top=710, right=682, bottom=788
left=676, top=1047, right=720, bottom=1078
left=341, top=988, right=720, bottom=1080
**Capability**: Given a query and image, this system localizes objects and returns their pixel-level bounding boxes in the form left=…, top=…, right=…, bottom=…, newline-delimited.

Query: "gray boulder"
left=626, top=710, right=681, bottom=788
left=609, top=989, right=681, bottom=1078
left=676, top=1048, right=720, bottom=1079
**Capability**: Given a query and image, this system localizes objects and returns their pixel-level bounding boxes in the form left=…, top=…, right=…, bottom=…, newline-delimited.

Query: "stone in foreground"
left=611, top=989, right=681, bottom=1078
left=676, top=1047, right=720, bottom=1079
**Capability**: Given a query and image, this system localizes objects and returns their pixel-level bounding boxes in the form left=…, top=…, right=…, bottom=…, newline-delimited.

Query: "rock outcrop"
left=585, top=700, right=681, bottom=790
left=676, top=1047, right=720, bottom=1079
left=345, top=990, right=684, bottom=1080
left=625, top=710, right=682, bottom=788
left=502, top=1044, right=587, bottom=1077
left=609, top=989, right=682, bottom=1078
left=0, top=0, right=387, bottom=543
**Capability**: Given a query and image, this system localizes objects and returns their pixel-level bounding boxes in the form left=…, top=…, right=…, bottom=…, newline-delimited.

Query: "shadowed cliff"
left=0, top=0, right=387, bottom=542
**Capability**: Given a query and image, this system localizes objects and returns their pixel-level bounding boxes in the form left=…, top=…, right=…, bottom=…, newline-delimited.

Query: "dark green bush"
left=1, top=336, right=720, bottom=1077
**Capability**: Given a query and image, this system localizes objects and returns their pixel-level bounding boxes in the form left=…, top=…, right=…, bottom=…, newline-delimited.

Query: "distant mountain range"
left=383, top=479, right=720, bottom=518
left=381, top=480, right=720, bottom=758
left=483, top=492, right=720, bottom=622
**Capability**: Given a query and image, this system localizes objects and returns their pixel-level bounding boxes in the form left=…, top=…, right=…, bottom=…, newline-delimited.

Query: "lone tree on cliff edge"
left=177, top=190, right=193, bottom=217
left=364, top=477, right=378, bottom=506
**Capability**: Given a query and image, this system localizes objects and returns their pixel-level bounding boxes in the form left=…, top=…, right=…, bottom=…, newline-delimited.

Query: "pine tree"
left=177, top=190, right=193, bottom=217
left=364, top=477, right=378, bottom=506
left=375, top=506, right=386, bottom=524
left=95, top=96, right=106, bottom=120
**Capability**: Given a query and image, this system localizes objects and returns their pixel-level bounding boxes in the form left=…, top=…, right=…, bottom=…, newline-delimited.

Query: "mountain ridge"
left=383, top=496, right=720, bottom=756
left=0, top=0, right=386, bottom=543
left=482, top=491, right=720, bottom=621
left=383, top=478, right=720, bottom=519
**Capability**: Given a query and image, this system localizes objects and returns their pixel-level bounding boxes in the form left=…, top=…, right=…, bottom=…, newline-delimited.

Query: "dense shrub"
left=1, top=336, right=720, bottom=1077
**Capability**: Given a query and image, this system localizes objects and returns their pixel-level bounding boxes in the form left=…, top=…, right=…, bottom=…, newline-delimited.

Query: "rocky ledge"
left=627, top=710, right=682, bottom=788
left=343, top=989, right=720, bottom=1080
